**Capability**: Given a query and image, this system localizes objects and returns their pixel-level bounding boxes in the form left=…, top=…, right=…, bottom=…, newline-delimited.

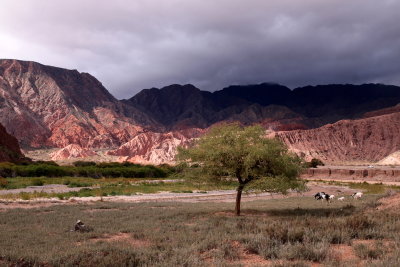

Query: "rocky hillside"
left=0, top=123, right=25, bottom=162
left=0, top=59, right=157, bottom=149
left=126, top=83, right=400, bottom=130
left=1, top=59, right=400, bottom=164
left=107, top=128, right=204, bottom=164
left=123, top=84, right=307, bottom=131
left=276, top=111, right=400, bottom=163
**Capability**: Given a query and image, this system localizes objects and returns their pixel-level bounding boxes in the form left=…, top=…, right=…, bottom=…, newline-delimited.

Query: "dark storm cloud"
left=1, top=0, right=399, bottom=98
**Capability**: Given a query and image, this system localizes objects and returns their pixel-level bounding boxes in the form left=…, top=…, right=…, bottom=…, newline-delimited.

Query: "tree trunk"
left=235, top=184, right=245, bottom=216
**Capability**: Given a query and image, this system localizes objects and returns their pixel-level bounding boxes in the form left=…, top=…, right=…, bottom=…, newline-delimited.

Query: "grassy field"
left=1, top=193, right=400, bottom=266
left=0, top=178, right=238, bottom=200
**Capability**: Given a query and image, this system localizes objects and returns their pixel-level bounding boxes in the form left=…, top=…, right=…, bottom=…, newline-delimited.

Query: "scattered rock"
left=74, top=220, right=92, bottom=232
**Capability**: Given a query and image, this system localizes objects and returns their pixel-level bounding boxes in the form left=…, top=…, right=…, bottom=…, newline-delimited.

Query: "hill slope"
left=276, top=111, right=400, bottom=163
left=0, top=123, right=25, bottom=162
left=0, top=59, right=157, bottom=149
left=126, top=83, right=400, bottom=130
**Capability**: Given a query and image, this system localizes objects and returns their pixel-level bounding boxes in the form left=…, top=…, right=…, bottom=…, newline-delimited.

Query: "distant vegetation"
left=0, top=161, right=174, bottom=178
left=305, top=158, right=325, bottom=168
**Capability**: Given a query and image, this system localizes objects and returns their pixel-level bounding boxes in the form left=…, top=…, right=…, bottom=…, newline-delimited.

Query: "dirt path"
left=0, top=182, right=359, bottom=210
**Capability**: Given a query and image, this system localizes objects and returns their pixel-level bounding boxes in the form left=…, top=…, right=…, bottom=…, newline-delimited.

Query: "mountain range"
left=1, top=59, right=400, bottom=164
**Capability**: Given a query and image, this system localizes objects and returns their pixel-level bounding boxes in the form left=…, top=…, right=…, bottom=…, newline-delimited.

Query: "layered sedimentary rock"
left=0, top=123, right=25, bottom=162
left=0, top=59, right=156, bottom=149
left=276, top=112, right=400, bottom=163
left=107, top=129, right=204, bottom=164
left=50, top=144, right=97, bottom=160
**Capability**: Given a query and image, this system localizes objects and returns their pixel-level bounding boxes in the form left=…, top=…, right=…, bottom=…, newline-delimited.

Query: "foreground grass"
left=1, top=194, right=400, bottom=266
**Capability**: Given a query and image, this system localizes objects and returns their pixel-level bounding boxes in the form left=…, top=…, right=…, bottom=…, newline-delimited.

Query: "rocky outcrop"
left=50, top=144, right=97, bottom=160
left=107, top=129, right=204, bottom=164
left=378, top=151, right=400, bottom=165
left=0, top=123, right=25, bottom=162
left=276, top=112, right=400, bottom=163
left=0, top=59, right=157, bottom=149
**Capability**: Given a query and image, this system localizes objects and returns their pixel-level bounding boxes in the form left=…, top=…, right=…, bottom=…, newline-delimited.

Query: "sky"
left=1, top=0, right=399, bottom=99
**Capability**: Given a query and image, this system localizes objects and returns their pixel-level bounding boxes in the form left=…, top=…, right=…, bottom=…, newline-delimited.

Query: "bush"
left=0, top=162, right=171, bottom=178
left=0, top=177, right=8, bottom=188
left=73, top=161, right=96, bottom=167
left=31, top=178, right=44, bottom=186
left=306, top=158, right=325, bottom=168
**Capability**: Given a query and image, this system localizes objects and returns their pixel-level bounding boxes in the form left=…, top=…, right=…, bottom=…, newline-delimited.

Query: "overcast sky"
left=1, top=0, right=399, bottom=99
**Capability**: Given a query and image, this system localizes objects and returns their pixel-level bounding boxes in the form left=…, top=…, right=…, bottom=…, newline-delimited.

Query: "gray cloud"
left=0, top=0, right=399, bottom=98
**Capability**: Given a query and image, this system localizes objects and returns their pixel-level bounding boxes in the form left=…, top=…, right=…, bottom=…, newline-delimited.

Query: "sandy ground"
left=0, top=184, right=94, bottom=195
left=0, top=182, right=359, bottom=210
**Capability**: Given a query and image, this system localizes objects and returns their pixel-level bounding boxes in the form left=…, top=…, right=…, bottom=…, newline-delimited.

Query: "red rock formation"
left=363, top=104, right=400, bottom=118
left=107, top=129, right=204, bottom=164
left=0, top=123, right=25, bottom=162
left=276, top=111, right=400, bottom=163
left=0, top=59, right=157, bottom=149
left=50, top=144, right=97, bottom=160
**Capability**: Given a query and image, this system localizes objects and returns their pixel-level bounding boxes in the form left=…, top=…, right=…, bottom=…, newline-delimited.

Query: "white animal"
left=338, top=197, right=345, bottom=201
left=352, top=192, right=363, bottom=199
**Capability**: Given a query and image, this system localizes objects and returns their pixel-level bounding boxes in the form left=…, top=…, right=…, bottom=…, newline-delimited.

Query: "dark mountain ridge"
left=125, top=82, right=400, bottom=129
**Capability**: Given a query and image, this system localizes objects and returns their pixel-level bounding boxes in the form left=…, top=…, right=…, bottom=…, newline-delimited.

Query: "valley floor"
left=1, top=188, right=400, bottom=266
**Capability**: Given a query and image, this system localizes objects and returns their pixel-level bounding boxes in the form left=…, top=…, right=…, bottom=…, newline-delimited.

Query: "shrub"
left=353, top=243, right=386, bottom=259
left=306, top=158, right=325, bottom=168
left=0, top=177, right=8, bottom=188
left=73, top=161, right=96, bottom=167
left=0, top=162, right=171, bottom=178
left=31, top=178, right=44, bottom=186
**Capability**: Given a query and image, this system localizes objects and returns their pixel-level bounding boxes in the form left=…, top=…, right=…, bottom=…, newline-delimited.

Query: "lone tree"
left=177, top=123, right=304, bottom=216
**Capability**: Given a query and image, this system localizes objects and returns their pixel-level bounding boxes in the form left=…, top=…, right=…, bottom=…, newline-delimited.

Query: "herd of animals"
left=314, top=191, right=363, bottom=203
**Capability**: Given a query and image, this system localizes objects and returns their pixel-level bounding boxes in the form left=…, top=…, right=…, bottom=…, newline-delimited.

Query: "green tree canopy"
left=177, top=123, right=304, bottom=215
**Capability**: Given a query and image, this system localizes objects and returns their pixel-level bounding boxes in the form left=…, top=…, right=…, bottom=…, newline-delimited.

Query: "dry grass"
left=0, top=193, right=399, bottom=266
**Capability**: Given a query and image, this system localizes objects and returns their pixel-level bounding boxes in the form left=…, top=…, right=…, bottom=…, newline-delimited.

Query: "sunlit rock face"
left=107, top=128, right=204, bottom=164
left=50, top=144, right=97, bottom=160
left=0, top=122, right=25, bottom=162
left=276, top=111, right=400, bottom=163
left=0, top=59, right=157, bottom=149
